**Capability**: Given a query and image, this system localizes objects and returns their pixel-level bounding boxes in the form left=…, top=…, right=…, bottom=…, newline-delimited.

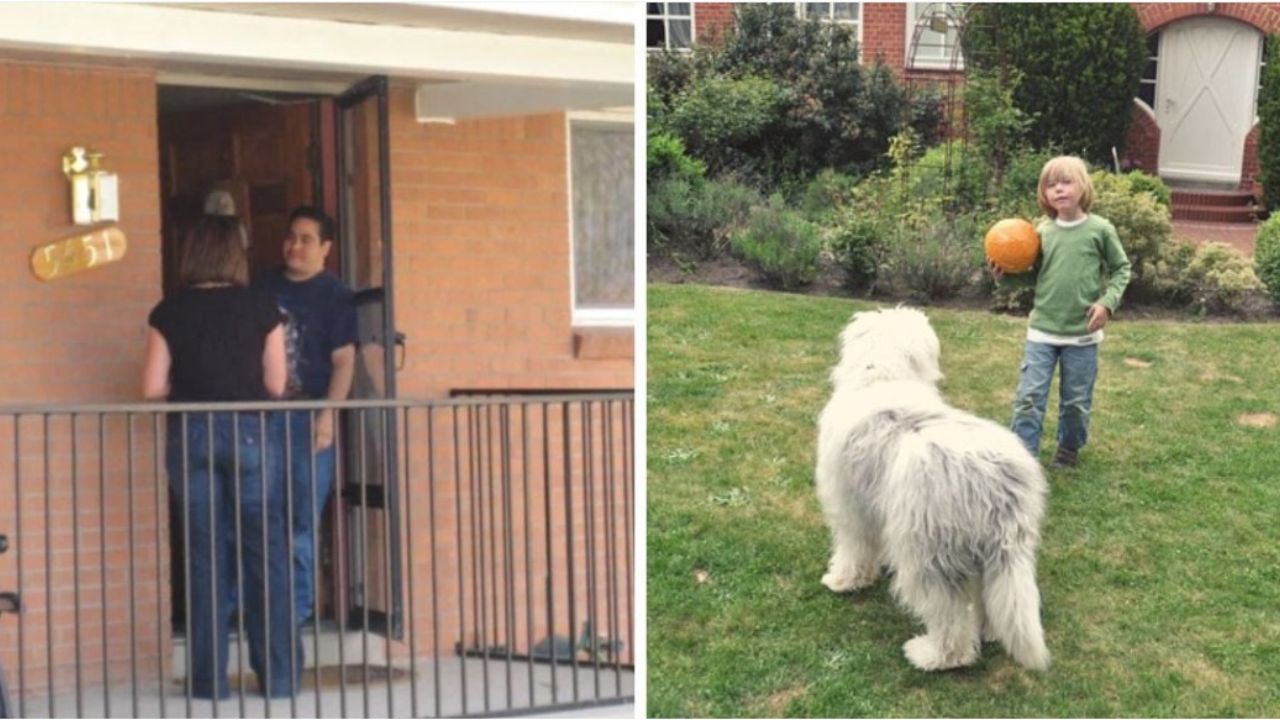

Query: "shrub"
left=879, top=214, right=984, bottom=302
left=653, top=4, right=934, bottom=190
left=648, top=176, right=760, bottom=260
left=1184, top=242, right=1264, bottom=315
left=963, top=68, right=1033, bottom=185
left=1125, top=171, right=1172, bottom=208
left=1259, top=36, right=1280, bottom=211
left=1088, top=170, right=1173, bottom=299
left=647, top=132, right=706, bottom=187
left=799, top=169, right=861, bottom=221
left=665, top=74, right=791, bottom=179
left=1251, top=214, right=1280, bottom=303
left=1139, top=239, right=1198, bottom=306
left=730, top=195, right=822, bottom=289
left=829, top=209, right=883, bottom=294
left=990, top=147, right=1059, bottom=220
left=963, top=4, right=1146, bottom=167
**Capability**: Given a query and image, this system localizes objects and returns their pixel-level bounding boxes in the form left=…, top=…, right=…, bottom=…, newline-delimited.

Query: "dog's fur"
left=815, top=307, right=1050, bottom=671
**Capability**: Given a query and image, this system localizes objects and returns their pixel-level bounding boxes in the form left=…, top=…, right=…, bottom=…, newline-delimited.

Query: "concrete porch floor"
left=15, top=656, right=634, bottom=718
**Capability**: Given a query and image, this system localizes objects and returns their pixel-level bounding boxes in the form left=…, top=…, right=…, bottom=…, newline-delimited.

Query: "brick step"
left=1170, top=204, right=1257, bottom=223
left=1169, top=189, right=1255, bottom=207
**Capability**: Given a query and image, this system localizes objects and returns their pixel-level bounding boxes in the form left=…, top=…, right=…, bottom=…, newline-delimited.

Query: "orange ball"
left=984, top=218, right=1040, bottom=274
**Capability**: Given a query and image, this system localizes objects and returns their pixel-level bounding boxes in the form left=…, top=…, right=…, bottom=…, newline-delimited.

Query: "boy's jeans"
left=284, top=409, right=336, bottom=625
left=1011, top=341, right=1099, bottom=456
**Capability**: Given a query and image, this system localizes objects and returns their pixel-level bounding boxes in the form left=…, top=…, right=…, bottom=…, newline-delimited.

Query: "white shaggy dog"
left=815, top=307, right=1050, bottom=671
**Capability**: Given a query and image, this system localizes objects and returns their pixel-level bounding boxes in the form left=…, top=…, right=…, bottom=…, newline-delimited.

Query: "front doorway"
left=1156, top=17, right=1263, bottom=185
left=156, top=78, right=403, bottom=640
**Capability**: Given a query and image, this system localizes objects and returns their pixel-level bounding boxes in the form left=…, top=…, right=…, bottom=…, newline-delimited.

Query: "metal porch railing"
left=0, top=393, right=634, bottom=718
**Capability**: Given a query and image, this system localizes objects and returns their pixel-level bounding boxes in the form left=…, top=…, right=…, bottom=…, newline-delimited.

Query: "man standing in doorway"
left=255, top=205, right=357, bottom=625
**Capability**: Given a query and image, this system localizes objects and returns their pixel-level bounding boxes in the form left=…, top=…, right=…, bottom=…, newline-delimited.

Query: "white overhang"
left=0, top=2, right=633, bottom=120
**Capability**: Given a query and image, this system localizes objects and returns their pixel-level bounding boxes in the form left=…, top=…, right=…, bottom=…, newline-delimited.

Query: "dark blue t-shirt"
left=253, top=269, right=357, bottom=399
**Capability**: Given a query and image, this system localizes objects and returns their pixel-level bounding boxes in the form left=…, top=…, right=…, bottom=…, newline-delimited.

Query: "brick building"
left=649, top=2, right=1280, bottom=202
left=0, top=3, right=634, bottom=716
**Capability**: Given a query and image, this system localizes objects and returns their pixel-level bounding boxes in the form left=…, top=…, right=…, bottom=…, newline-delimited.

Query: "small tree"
left=1258, top=36, right=1280, bottom=211
left=962, top=4, right=1146, bottom=166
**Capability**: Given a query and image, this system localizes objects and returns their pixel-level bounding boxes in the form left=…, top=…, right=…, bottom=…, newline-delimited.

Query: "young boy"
left=989, top=155, right=1131, bottom=468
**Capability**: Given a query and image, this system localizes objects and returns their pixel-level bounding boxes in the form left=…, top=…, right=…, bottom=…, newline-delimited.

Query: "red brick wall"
left=1125, top=104, right=1161, bottom=176
left=695, top=2, right=734, bottom=44
left=387, top=86, right=632, bottom=398
left=863, top=3, right=907, bottom=72
left=385, top=87, right=633, bottom=663
left=1135, top=3, right=1280, bottom=33
left=0, top=60, right=167, bottom=701
left=1243, top=123, right=1261, bottom=192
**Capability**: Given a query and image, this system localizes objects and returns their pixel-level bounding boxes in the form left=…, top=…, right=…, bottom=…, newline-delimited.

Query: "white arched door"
left=1157, top=17, right=1262, bottom=184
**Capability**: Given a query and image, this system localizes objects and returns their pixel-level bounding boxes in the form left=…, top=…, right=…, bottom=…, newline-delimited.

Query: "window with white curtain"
left=647, top=3, right=694, bottom=51
left=569, top=115, right=635, bottom=327
left=906, top=3, right=965, bottom=70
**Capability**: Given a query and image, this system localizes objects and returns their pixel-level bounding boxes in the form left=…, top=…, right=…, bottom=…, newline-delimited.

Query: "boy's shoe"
left=1051, top=446, right=1078, bottom=468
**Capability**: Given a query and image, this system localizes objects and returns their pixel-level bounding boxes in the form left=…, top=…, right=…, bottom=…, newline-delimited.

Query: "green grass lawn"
left=647, top=282, right=1280, bottom=717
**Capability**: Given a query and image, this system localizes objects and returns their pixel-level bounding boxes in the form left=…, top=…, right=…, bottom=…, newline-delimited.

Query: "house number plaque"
left=30, top=225, right=127, bottom=281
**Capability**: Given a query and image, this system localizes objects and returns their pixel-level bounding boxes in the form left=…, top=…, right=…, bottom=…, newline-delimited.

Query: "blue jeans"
left=1011, top=341, right=1099, bottom=456
left=284, top=410, right=336, bottom=624
left=167, top=411, right=300, bottom=699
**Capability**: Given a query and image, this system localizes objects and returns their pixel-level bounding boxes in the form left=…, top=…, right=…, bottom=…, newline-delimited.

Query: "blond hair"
left=1036, top=155, right=1094, bottom=218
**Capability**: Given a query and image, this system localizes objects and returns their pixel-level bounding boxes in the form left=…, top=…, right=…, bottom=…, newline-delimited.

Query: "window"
left=647, top=2, right=693, bottom=51
left=1138, top=32, right=1159, bottom=110
left=906, top=3, right=964, bottom=70
left=568, top=115, right=634, bottom=327
left=798, top=2, right=860, bottom=26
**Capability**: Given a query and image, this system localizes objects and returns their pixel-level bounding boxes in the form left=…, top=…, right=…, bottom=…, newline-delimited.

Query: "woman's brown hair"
left=177, top=215, right=249, bottom=287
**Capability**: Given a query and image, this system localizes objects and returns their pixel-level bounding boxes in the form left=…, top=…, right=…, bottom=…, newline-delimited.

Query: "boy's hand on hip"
left=1087, top=303, right=1110, bottom=333
left=314, top=409, right=335, bottom=451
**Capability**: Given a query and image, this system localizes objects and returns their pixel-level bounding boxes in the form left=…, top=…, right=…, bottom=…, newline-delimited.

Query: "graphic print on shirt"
left=280, top=305, right=305, bottom=398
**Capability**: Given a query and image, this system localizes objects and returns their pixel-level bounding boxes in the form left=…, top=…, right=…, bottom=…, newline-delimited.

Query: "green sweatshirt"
left=1002, top=214, right=1132, bottom=337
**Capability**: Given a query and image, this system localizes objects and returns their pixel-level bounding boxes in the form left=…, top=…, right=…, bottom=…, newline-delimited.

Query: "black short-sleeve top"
left=148, top=286, right=286, bottom=402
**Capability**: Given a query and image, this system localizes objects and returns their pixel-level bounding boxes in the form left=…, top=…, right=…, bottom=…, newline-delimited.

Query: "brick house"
left=0, top=3, right=634, bottom=716
left=649, top=2, right=1280, bottom=218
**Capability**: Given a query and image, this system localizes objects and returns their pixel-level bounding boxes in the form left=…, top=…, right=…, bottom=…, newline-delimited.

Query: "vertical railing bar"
left=233, top=415, right=247, bottom=717
left=359, top=410, right=370, bottom=719
left=335, top=409, right=349, bottom=719
left=599, top=404, right=614, bottom=694
left=473, top=405, right=489, bottom=714
left=127, top=414, right=140, bottom=715
left=13, top=416, right=24, bottom=720
left=404, top=407, right=420, bottom=720
left=425, top=408, right=442, bottom=720
left=483, top=405, right=496, bottom=710
left=381, top=407, right=395, bottom=718
left=43, top=413, right=54, bottom=717
left=208, top=411, right=220, bottom=720
left=151, top=413, right=166, bottom=720
left=181, top=411, right=193, bottom=717
left=582, top=402, right=600, bottom=700
left=520, top=404, right=534, bottom=709
left=452, top=406, right=468, bottom=717
left=500, top=405, right=515, bottom=711
left=310, top=409, right=322, bottom=716
left=541, top=404, right=556, bottom=705
left=284, top=413, right=297, bottom=720
left=260, top=410, right=272, bottom=720
left=623, top=400, right=633, bottom=682
left=562, top=401, right=578, bottom=704
left=100, top=413, right=112, bottom=718
left=468, top=404, right=486, bottom=712
left=605, top=402, right=621, bottom=694
left=71, top=413, right=84, bottom=717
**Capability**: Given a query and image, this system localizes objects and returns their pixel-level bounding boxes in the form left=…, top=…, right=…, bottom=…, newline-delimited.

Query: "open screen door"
left=335, top=75, right=404, bottom=638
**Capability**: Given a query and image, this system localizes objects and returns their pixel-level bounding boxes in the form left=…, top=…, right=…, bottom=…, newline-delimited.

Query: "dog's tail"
left=983, top=548, right=1050, bottom=670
